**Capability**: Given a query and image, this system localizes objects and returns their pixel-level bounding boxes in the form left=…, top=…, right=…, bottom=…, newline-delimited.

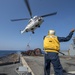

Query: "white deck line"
left=51, top=71, right=75, bottom=75
left=20, top=55, right=35, bottom=75
left=68, top=71, right=75, bottom=74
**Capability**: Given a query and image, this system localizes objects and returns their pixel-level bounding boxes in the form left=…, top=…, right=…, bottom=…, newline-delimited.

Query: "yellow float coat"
left=43, top=35, right=60, bottom=53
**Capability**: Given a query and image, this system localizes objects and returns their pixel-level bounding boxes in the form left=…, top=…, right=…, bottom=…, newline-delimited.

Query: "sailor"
left=43, top=29, right=75, bottom=75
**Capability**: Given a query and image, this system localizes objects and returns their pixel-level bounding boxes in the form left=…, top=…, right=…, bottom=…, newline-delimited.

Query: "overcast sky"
left=0, top=0, right=75, bottom=50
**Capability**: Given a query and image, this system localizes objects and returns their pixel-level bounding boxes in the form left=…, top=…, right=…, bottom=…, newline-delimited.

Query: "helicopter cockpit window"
left=33, top=16, right=38, bottom=20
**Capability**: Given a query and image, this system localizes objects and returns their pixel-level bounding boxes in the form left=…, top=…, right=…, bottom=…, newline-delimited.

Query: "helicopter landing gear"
left=32, top=31, right=34, bottom=34
left=35, top=24, right=40, bottom=27
left=31, top=28, right=34, bottom=34
left=25, top=29, right=28, bottom=32
left=38, top=25, right=40, bottom=27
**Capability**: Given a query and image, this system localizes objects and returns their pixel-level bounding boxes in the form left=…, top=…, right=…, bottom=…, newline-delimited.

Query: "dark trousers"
left=44, top=52, right=63, bottom=75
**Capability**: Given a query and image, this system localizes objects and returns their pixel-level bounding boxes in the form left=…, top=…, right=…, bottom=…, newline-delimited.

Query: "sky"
left=0, top=0, right=75, bottom=51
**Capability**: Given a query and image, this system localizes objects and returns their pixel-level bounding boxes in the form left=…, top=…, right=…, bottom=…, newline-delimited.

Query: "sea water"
left=0, top=50, right=21, bottom=57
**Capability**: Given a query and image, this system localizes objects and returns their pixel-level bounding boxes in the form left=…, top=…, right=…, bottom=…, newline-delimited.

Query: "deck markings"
left=20, top=55, right=35, bottom=75
left=68, top=71, right=75, bottom=74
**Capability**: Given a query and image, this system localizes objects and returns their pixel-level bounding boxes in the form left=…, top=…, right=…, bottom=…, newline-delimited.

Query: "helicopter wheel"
left=32, top=31, right=34, bottom=34
left=35, top=25, right=40, bottom=28
left=26, top=29, right=28, bottom=32
left=38, top=25, right=40, bottom=27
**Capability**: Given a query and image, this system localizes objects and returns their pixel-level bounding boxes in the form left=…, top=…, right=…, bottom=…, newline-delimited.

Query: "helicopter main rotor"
left=24, top=0, right=32, bottom=18
left=11, top=0, right=57, bottom=22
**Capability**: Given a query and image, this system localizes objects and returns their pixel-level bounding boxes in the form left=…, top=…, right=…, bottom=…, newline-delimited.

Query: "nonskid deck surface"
left=0, top=55, right=75, bottom=75
left=23, top=56, right=75, bottom=75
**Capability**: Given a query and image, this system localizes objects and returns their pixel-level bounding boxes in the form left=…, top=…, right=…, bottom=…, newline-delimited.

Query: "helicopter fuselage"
left=21, top=16, right=44, bottom=34
left=11, top=0, right=57, bottom=34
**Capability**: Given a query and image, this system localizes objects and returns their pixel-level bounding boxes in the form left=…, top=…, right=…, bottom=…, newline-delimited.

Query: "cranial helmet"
left=48, top=30, right=55, bottom=35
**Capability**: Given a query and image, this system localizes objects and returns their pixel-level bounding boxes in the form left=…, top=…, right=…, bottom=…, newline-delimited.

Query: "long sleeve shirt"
left=58, top=32, right=74, bottom=42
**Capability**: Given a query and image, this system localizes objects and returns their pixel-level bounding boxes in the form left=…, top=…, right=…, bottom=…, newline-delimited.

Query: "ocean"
left=0, top=50, right=21, bottom=57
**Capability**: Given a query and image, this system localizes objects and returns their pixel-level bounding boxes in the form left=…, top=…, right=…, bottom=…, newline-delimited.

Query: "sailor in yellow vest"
left=43, top=29, right=75, bottom=75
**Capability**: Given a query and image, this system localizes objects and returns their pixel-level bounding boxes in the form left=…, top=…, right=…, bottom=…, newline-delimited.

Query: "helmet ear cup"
left=48, top=30, right=55, bottom=35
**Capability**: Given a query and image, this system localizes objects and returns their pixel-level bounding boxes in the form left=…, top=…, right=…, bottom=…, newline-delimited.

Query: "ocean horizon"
left=0, top=50, right=22, bottom=57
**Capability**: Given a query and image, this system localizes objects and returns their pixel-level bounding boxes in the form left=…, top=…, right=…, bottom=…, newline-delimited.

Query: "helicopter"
left=11, top=0, right=57, bottom=34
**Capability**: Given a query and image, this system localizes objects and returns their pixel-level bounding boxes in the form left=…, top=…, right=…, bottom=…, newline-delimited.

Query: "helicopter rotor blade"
left=11, top=18, right=30, bottom=21
left=41, top=12, right=57, bottom=17
left=24, top=0, right=32, bottom=18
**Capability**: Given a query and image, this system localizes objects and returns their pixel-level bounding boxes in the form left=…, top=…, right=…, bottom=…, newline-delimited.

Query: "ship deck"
left=22, top=55, right=75, bottom=75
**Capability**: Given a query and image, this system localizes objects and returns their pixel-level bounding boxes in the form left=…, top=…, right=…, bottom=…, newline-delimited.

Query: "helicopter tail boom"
left=21, top=30, right=25, bottom=34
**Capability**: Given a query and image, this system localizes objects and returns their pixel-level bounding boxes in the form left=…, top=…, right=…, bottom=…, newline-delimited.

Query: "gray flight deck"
left=0, top=55, right=75, bottom=75
left=24, top=56, right=75, bottom=75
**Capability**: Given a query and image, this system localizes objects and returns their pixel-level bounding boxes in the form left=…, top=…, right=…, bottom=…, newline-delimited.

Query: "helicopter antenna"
left=24, top=0, right=32, bottom=18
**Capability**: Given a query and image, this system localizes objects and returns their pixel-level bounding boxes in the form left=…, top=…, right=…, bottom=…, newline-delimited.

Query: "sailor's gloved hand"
left=71, top=29, right=75, bottom=32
